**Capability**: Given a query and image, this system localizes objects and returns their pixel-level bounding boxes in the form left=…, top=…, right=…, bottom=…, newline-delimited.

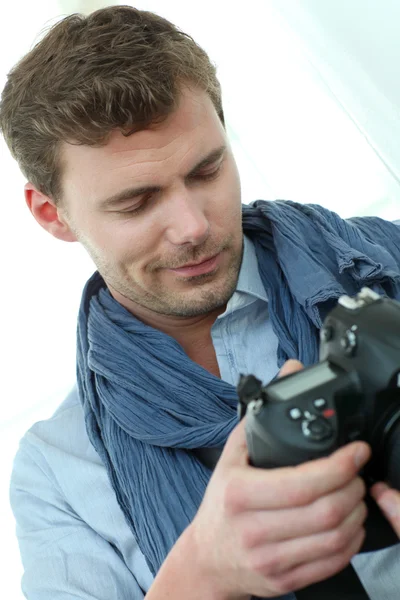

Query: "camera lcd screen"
left=270, top=362, right=337, bottom=401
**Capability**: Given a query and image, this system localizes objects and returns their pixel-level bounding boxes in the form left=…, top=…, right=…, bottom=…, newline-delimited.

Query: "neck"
left=109, top=287, right=225, bottom=377
left=133, top=304, right=225, bottom=343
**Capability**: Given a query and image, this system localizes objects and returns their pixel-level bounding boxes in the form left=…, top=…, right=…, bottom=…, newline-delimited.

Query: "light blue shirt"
left=212, top=235, right=280, bottom=387
left=10, top=235, right=399, bottom=599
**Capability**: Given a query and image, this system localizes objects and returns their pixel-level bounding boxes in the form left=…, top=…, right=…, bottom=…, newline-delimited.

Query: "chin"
left=167, top=278, right=238, bottom=317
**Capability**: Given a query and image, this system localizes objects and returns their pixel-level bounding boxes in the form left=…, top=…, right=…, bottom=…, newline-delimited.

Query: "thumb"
left=278, top=359, right=304, bottom=378
left=219, top=417, right=249, bottom=468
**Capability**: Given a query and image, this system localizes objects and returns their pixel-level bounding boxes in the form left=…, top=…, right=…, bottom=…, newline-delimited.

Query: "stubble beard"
left=73, top=217, right=244, bottom=317
left=86, top=238, right=243, bottom=318
left=105, top=247, right=243, bottom=318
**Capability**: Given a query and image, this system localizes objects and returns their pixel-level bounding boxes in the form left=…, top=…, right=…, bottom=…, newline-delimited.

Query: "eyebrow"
left=98, top=144, right=227, bottom=210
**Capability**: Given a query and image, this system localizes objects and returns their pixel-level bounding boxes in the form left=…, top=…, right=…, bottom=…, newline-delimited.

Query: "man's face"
left=60, top=86, right=243, bottom=318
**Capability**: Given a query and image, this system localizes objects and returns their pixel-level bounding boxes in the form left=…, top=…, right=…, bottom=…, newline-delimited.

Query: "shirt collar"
left=235, top=234, right=268, bottom=302
left=216, top=235, right=268, bottom=320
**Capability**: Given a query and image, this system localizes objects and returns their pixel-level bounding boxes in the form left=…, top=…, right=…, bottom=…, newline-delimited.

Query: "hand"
left=188, top=360, right=372, bottom=599
left=370, top=482, right=400, bottom=537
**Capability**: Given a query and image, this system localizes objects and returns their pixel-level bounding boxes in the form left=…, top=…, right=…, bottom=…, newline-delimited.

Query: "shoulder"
left=252, top=200, right=400, bottom=260
left=11, top=386, right=103, bottom=505
left=10, top=387, right=151, bottom=599
left=9, top=385, right=130, bottom=553
left=18, top=386, right=99, bottom=464
left=298, top=202, right=400, bottom=240
left=250, top=199, right=400, bottom=231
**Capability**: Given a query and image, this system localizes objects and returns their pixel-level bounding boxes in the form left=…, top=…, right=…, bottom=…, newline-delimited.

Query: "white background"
left=1, top=1, right=400, bottom=596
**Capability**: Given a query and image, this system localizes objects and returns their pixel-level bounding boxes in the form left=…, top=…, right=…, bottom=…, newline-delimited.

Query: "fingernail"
left=371, top=482, right=389, bottom=499
left=354, top=445, right=369, bottom=468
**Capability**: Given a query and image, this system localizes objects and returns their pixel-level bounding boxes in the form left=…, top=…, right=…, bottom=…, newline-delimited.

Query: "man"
left=1, top=5, right=400, bottom=600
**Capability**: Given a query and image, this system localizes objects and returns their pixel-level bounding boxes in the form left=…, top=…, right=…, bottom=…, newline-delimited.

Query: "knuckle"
left=240, top=523, right=261, bottom=550
left=333, top=528, right=365, bottom=567
left=223, top=474, right=247, bottom=515
left=325, top=527, right=350, bottom=554
left=287, top=484, right=314, bottom=506
left=351, top=501, right=368, bottom=530
left=330, top=451, right=355, bottom=482
left=349, top=476, right=366, bottom=502
left=356, top=477, right=367, bottom=500
left=271, top=573, right=298, bottom=595
left=339, top=451, right=359, bottom=480
left=359, top=500, right=368, bottom=522
left=320, top=500, right=344, bottom=529
left=282, top=469, right=316, bottom=505
left=335, top=546, right=355, bottom=571
left=250, top=548, right=282, bottom=578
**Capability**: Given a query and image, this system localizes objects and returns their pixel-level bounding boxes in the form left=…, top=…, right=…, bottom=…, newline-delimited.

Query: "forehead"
left=60, top=88, right=225, bottom=204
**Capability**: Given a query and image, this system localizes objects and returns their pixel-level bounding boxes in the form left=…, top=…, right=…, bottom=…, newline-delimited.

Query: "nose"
left=164, top=188, right=210, bottom=247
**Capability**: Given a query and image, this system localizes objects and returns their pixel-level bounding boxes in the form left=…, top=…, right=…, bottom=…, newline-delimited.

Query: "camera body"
left=238, top=287, right=400, bottom=491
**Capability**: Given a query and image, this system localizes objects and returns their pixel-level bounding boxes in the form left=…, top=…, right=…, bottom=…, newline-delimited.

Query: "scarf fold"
left=76, top=200, right=400, bottom=595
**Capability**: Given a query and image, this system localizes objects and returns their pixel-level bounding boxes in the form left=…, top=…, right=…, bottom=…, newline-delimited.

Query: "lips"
left=169, top=253, right=220, bottom=277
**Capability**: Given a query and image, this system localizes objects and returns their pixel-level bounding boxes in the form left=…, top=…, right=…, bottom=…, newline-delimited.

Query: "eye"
left=118, top=204, right=145, bottom=216
left=116, top=192, right=154, bottom=215
left=192, top=163, right=222, bottom=181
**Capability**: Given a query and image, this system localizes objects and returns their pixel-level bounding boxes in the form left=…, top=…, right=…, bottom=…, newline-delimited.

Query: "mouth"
left=168, top=252, right=221, bottom=277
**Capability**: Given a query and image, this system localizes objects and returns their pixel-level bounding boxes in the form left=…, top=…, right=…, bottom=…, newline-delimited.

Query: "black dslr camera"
left=237, top=287, right=400, bottom=551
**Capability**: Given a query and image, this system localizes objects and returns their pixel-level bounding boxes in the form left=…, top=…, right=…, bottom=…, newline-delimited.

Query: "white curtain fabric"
left=1, top=1, right=400, bottom=597
left=272, top=0, right=400, bottom=217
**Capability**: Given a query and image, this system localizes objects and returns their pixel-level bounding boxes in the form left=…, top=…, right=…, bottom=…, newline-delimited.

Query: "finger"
left=370, top=482, right=400, bottom=536
left=278, top=360, right=304, bottom=378
left=270, top=528, right=366, bottom=595
left=218, top=417, right=249, bottom=468
left=251, top=501, right=367, bottom=576
left=226, top=441, right=371, bottom=512
left=241, top=477, right=367, bottom=545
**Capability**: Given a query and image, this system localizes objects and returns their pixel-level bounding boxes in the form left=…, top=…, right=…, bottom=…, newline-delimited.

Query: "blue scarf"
left=76, top=200, right=400, bottom=597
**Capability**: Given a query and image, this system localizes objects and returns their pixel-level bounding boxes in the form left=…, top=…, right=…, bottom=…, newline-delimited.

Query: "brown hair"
left=0, top=5, right=224, bottom=203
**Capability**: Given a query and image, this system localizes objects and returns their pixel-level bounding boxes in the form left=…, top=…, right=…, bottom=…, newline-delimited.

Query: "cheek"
left=212, top=165, right=241, bottom=222
left=103, top=218, right=163, bottom=270
left=221, top=157, right=241, bottom=198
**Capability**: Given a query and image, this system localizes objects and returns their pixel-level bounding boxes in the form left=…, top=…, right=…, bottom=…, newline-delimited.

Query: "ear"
left=25, top=182, right=77, bottom=242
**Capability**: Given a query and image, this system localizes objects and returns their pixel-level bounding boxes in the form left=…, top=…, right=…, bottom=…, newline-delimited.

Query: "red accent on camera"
left=323, top=408, right=335, bottom=418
